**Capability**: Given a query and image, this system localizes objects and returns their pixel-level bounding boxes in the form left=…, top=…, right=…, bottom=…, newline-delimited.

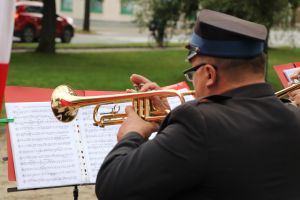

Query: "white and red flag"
left=0, top=0, right=15, bottom=112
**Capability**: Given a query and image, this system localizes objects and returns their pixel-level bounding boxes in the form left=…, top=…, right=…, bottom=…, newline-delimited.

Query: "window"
left=90, top=0, right=103, bottom=13
left=61, top=0, right=72, bottom=12
left=120, top=0, right=133, bottom=15
left=25, top=6, right=43, bottom=14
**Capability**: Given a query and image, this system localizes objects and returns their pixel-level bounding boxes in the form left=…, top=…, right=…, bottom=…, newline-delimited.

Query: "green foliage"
left=134, top=0, right=296, bottom=47
left=288, top=0, right=300, bottom=26
left=289, top=0, right=300, bottom=8
left=134, top=0, right=196, bottom=47
left=200, top=0, right=289, bottom=30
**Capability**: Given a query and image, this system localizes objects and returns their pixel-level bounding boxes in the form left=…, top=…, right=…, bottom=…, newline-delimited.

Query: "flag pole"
left=0, top=0, right=15, bottom=113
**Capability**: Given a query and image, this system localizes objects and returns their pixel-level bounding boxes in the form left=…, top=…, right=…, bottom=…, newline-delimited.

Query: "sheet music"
left=77, top=103, right=129, bottom=183
left=6, top=102, right=82, bottom=189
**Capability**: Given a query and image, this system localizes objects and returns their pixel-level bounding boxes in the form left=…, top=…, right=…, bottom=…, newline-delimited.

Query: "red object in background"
left=273, top=62, right=300, bottom=88
left=0, top=64, right=9, bottom=113
left=162, top=82, right=190, bottom=90
left=14, top=1, right=75, bottom=43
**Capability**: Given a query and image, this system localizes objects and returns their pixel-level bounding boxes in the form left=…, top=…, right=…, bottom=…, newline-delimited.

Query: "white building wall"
left=56, top=0, right=135, bottom=22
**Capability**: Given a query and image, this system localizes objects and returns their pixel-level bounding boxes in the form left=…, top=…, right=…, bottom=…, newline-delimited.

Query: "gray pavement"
left=72, top=19, right=149, bottom=44
left=70, top=19, right=191, bottom=44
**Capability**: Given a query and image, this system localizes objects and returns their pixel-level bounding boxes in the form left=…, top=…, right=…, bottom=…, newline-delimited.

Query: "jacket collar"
left=221, top=83, right=275, bottom=98
left=198, top=83, right=276, bottom=103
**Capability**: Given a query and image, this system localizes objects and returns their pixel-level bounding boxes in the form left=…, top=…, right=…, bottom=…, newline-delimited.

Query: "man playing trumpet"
left=96, top=10, right=300, bottom=200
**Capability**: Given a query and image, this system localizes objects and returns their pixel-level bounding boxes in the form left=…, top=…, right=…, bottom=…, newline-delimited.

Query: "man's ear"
left=204, top=64, right=217, bottom=87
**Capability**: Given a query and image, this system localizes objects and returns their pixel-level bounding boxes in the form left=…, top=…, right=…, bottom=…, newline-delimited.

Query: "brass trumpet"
left=51, top=85, right=195, bottom=127
left=51, top=82, right=300, bottom=127
left=275, top=82, right=300, bottom=98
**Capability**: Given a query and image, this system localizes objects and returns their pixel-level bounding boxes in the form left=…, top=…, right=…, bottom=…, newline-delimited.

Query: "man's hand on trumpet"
left=289, top=89, right=300, bottom=107
left=129, top=73, right=160, bottom=92
left=130, top=73, right=171, bottom=114
left=117, top=106, right=159, bottom=141
left=289, top=69, right=300, bottom=106
left=128, top=74, right=167, bottom=107
left=118, top=74, right=167, bottom=141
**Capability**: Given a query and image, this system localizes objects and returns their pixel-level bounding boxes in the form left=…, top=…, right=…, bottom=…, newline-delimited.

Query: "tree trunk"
left=36, top=0, right=56, bottom=54
left=155, top=21, right=167, bottom=47
left=291, top=7, right=297, bottom=28
left=156, top=29, right=165, bottom=47
left=83, top=0, right=90, bottom=32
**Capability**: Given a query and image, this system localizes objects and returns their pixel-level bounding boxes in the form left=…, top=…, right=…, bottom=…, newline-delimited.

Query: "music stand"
left=7, top=183, right=94, bottom=200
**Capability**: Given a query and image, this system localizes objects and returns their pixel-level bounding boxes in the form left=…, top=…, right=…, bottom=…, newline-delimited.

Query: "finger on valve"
left=130, top=74, right=151, bottom=86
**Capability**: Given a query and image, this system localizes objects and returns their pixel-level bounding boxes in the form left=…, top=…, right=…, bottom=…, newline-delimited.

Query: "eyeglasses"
left=183, top=63, right=217, bottom=82
left=183, top=63, right=207, bottom=82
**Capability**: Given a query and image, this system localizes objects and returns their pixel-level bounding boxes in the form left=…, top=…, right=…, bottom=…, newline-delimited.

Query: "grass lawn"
left=7, top=47, right=300, bottom=92
left=8, top=49, right=188, bottom=91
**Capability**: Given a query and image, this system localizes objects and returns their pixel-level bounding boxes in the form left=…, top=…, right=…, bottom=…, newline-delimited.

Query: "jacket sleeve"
left=95, top=102, right=208, bottom=200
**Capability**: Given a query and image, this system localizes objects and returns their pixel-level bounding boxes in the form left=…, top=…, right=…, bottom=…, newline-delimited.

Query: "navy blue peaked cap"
left=186, top=9, right=268, bottom=61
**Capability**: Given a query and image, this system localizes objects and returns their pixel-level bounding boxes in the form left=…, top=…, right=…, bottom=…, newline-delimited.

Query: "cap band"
left=190, top=32, right=264, bottom=58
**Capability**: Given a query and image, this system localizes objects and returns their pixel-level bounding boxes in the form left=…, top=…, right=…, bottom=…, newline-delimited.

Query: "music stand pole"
left=73, top=185, right=78, bottom=200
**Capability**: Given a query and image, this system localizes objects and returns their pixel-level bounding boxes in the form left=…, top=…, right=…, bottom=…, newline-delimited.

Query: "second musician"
left=289, top=68, right=300, bottom=106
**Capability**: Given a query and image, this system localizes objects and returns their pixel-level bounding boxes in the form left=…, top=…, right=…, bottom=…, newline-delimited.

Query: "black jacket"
left=96, top=83, right=300, bottom=200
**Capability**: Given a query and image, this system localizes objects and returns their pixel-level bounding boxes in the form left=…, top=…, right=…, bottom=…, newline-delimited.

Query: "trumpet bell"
left=51, top=85, right=79, bottom=123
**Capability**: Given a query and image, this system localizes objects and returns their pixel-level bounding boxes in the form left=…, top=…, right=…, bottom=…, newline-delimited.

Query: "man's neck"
left=213, top=77, right=265, bottom=95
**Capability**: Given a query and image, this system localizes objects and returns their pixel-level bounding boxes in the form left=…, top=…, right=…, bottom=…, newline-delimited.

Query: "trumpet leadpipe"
left=275, top=82, right=300, bottom=98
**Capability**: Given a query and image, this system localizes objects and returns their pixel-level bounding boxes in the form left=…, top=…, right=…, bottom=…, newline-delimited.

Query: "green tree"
left=135, top=0, right=185, bottom=47
left=200, top=0, right=289, bottom=30
left=289, top=0, right=300, bottom=27
left=36, top=0, right=56, bottom=54
left=135, top=0, right=296, bottom=48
